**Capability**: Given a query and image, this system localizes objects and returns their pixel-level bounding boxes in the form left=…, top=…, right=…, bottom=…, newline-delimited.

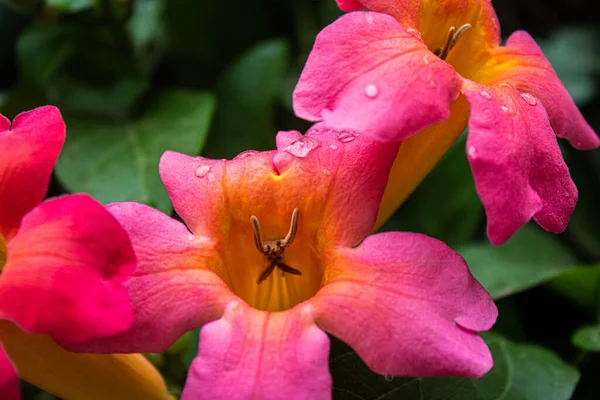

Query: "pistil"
left=250, top=208, right=302, bottom=284
left=434, top=24, right=472, bottom=60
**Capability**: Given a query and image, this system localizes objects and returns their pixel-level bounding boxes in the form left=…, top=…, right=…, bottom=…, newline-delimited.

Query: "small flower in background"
left=294, top=0, right=600, bottom=245
left=70, top=127, right=497, bottom=399
left=0, top=107, right=170, bottom=400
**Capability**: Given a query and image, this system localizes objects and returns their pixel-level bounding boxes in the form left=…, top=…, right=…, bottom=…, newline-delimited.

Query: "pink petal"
left=293, top=12, right=461, bottom=142
left=67, top=202, right=235, bottom=353
left=182, top=301, right=331, bottom=400
left=0, top=345, right=20, bottom=400
left=314, top=232, right=496, bottom=378
left=0, top=107, right=65, bottom=240
left=336, top=0, right=364, bottom=11
left=159, top=152, right=228, bottom=236
left=274, top=128, right=399, bottom=247
left=490, top=31, right=599, bottom=150
left=463, top=81, right=578, bottom=245
left=0, top=194, right=135, bottom=342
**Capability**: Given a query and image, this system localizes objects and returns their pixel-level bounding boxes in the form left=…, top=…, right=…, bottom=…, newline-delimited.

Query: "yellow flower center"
left=418, top=0, right=496, bottom=81
left=0, top=233, right=7, bottom=271
left=218, top=208, right=323, bottom=313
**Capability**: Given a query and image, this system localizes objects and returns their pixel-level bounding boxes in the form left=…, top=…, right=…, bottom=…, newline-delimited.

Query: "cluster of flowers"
left=1, top=0, right=597, bottom=399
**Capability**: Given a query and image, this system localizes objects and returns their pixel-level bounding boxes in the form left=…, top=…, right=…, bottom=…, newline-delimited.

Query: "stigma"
left=250, top=208, right=302, bottom=284
left=434, top=24, right=472, bottom=60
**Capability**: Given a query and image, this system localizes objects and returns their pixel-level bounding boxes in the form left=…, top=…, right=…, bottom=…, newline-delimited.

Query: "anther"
left=433, top=23, right=472, bottom=60
left=250, top=208, right=302, bottom=284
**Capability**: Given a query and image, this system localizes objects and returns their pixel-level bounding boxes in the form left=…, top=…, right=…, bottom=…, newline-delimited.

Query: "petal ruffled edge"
left=182, top=301, right=331, bottom=400
left=0, top=194, right=135, bottom=342
left=462, top=80, right=577, bottom=245
left=0, top=106, right=65, bottom=240
left=67, top=202, right=235, bottom=353
left=314, top=232, right=496, bottom=378
left=293, top=12, right=461, bottom=143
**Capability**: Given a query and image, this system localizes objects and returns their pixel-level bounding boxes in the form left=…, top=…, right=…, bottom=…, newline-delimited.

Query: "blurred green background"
left=1, top=0, right=600, bottom=399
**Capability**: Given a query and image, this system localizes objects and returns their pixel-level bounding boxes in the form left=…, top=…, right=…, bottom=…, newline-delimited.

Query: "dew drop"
left=479, top=90, right=492, bottom=100
left=195, top=165, right=211, bottom=177
left=364, top=84, right=379, bottom=99
left=384, top=375, right=394, bottom=382
left=467, top=145, right=478, bottom=158
left=329, top=144, right=338, bottom=150
left=406, top=27, right=420, bottom=37
left=520, top=92, right=537, bottom=106
left=422, top=55, right=430, bottom=64
left=337, top=132, right=355, bottom=143
left=282, top=137, right=320, bottom=158
left=501, top=105, right=509, bottom=113
left=323, top=169, right=331, bottom=175
left=234, top=150, right=258, bottom=160
left=308, top=127, right=322, bottom=136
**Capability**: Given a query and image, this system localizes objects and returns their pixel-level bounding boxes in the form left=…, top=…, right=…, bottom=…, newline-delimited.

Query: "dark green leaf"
left=572, top=325, right=600, bottom=351
left=46, top=0, right=93, bottom=13
left=460, top=225, right=577, bottom=299
left=55, top=90, right=215, bottom=213
left=546, top=266, right=600, bottom=310
left=330, top=333, right=579, bottom=400
left=203, top=39, right=290, bottom=159
left=182, top=328, right=200, bottom=368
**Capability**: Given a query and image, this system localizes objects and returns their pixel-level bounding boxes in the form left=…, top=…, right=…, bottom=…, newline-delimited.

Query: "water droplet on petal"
left=479, top=90, right=492, bottom=100
left=406, top=27, right=420, bottom=37
left=564, top=192, right=570, bottom=198
left=501, top=105, right=509, bottom=113
left=281, top=136, right=320, bottom=158
left=384, top=375, right=394, bottom=382
left=195, top=165, right=211, bottom=177
left=337, top=132, right=355, bottom=143
left=308, top=127, right=322, bottom=135
left=422, top=55, right=430, bottom=64
left=233, top=150, right=258, bottom=160
left=467, top=145, right=478, bottom=158
left=323, top=169, right=330, bottom=175
left=329, top=144, right=338, bottom=150
left=364, top=84, right=379, bottom=99
left=520, top=92, right=537, bottom=106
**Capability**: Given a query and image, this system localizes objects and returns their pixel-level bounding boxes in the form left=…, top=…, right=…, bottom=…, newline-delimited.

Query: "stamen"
left=433, top=23, right=472, bottom=60
left=250, top=208, right=302, bottom=284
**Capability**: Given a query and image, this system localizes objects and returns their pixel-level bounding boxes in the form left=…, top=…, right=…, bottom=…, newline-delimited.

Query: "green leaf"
left=546, top=266, right=600, bottom=310
left=127, top=0, right=166, bottom=73
left=380, top=134, right=482, bottom=247
left=572, top=325, right=600, bottom=351
left=203, top=39, right=290, bottom=159
left=182, top=328, right=200, bottom=368
left=538, top=26, right=600, bottom=106
left=459, top=225, right=577, bottom=299
left=46, top=0, right=93, bottom=13
left=329, top=334, right=579, bottom=400
left=55, top=90, right=216, bottom=213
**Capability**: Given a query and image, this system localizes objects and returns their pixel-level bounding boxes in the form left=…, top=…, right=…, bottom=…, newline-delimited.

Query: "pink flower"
left=0, top=107, right=141, bottom=399
left=294, top=0, right=599, bottom=245
left=70, top=127, right=497, bottom=399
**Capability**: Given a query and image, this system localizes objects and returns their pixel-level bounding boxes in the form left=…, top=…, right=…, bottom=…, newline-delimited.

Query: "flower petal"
left=68, top=202, right=234, bottom=353
left=293, top=12, right=461, bottom=142
left=182, top=301, right=331, bottom=400
left=486, top=31, right=599, bottom=150
left=463, top=81, right=577, bottom=245
left=336, top=0, right=365, bottom=11
left=274, top=128, right=399, bottom=247
left=0, top=194, right=135, bottom=342
left=0, top=320, right=170, bottom=400
left=0, top=343, right=19, bottom=400
left=0, top=107, right=65, bottom=240
left=314, top=232, right=496, bottom=378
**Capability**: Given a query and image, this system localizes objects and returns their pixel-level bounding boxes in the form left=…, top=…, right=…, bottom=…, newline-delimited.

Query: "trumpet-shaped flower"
left=294, top=0, right=600, bottom=245
left=71, top=127, right=497, bottom=399
left=0, top=107, right=169, bottom=400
